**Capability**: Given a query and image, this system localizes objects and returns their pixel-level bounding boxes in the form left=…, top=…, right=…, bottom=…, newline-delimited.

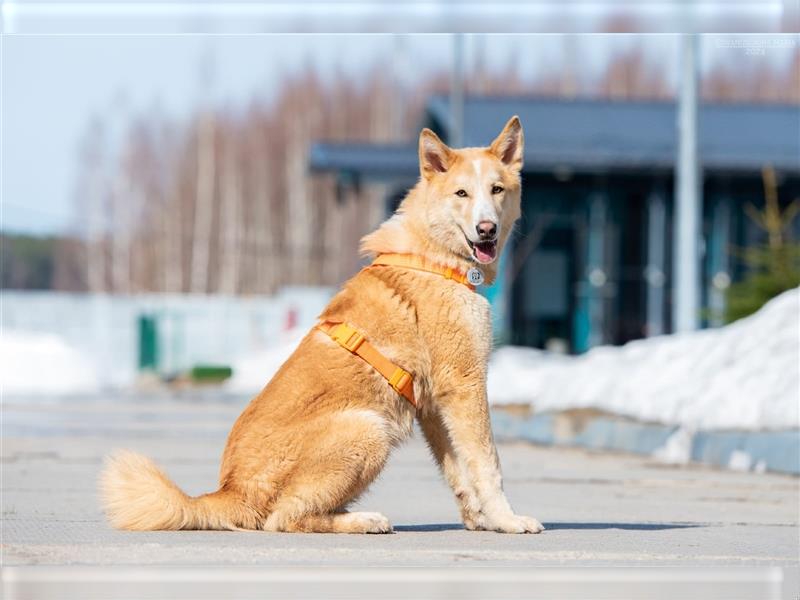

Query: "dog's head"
left=417, top=116, right=523, bottom=265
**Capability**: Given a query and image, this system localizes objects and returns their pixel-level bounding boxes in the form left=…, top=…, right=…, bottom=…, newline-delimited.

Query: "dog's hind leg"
left=261, top=409, right=395, bottom=534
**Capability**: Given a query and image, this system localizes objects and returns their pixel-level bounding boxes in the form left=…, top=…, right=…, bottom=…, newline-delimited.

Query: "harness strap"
left=317, top=321, right=416, bottom=408
left=370, top=253, right=476, bottom=291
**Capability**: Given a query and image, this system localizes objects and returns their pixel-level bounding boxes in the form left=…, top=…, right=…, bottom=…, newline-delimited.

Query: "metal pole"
left=450, top=33, right=464, bottom=147
left=587, top=192, right=608, bottom=348
left=707, top=196, right=731, bottom=327
left=646, top=188, right=666, bottom=337
left=391, top=34, right=406, bottom=138
left=673, top=34, right=701, bottom=332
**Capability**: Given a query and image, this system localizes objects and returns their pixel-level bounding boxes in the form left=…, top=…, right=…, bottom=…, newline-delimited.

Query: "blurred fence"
left=2, top=287, right=332, bottom=389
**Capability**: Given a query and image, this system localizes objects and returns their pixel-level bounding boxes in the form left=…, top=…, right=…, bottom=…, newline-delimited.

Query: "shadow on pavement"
left=393, top=523, right=465, bottom=532
left=394, top=522, right=700, bottom=532
left=543, top=522, right=701, bottom=530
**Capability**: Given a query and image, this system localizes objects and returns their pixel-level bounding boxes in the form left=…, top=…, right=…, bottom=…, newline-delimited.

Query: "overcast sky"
left=2, top=29, right=796, bottom=235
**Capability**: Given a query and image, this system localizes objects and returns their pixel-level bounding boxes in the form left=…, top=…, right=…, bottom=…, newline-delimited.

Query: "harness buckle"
left=388, top=367, right=412, bottom=396
left=331, top=324, right=365, bottom=353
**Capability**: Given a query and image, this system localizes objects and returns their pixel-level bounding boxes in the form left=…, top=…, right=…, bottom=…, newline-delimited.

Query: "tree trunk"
left=190, top=112, right=216, bottom=294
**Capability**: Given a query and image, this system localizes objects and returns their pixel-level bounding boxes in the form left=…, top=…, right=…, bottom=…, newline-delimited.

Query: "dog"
left=101, top=116, right=544, bottom=535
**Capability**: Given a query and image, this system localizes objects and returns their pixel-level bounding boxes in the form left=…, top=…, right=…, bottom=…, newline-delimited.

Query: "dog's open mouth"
left=467, top=238, right=498, bottom=264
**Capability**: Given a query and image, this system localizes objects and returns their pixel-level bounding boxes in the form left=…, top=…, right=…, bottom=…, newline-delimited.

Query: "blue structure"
left=310, top=96, right=800, bottom=352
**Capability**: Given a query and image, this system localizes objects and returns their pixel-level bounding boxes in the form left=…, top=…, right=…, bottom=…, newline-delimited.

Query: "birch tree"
left=190, top=112, right=216, bottom=294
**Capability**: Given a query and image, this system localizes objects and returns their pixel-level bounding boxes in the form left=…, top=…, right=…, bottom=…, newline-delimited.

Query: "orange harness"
left=317, top=321, right=416, bottom=406
left=317, top=254, right=479, bottom=409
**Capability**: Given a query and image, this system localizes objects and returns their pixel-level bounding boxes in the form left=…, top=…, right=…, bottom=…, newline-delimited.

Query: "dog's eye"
left=455, top=189, right=468, bottom=198
left=491, top=185, right=504, bottom=195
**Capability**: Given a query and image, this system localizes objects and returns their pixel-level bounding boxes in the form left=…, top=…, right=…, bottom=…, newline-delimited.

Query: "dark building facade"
left=310, top=96, right=800, bottom=352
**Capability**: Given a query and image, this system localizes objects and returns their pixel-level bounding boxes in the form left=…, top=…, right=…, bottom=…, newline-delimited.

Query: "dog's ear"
left=490, top=116, right=524, bottom=173
left=419, top=128, right=454, bottom=179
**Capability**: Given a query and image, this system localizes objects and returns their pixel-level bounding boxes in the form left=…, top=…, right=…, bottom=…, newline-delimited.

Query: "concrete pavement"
left=2, top=392, right=798, bottom=598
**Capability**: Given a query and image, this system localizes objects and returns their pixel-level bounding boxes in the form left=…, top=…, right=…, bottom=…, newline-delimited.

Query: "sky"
left=1, top=27, right=796, bottom=235
left=2, top=35, right=416, bottom=234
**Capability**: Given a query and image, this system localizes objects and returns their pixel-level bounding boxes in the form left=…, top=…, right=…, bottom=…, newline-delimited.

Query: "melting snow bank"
left=1, top=331, right=99, bottom=395
left=489, top=409, right=800, bottom=474
left=488, top=287, right=800, bottom=431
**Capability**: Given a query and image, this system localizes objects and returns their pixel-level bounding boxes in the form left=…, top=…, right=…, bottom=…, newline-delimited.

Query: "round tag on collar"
left=467, top=268, right=484, bottom=286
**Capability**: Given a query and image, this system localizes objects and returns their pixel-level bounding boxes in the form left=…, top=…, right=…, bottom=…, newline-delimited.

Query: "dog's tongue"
left=474, top=242, right=497, bottom=264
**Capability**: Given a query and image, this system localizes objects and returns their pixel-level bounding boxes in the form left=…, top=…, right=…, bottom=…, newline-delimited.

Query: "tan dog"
left=101, top=116, right=544, bottom=535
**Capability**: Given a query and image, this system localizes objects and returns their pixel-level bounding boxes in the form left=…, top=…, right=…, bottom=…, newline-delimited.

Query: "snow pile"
left=488, top=288, right=800, bottom=431
left=227, top=329, right=307, bottom=394
left=1, top=331, right=100, bottom=395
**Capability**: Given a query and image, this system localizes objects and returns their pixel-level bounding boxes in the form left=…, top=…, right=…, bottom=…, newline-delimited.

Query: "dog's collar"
left=370, top=253, right=482, bottom=290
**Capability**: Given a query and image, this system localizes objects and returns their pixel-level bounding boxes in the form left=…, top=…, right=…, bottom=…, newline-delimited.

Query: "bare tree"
left=218, top=120, right=242, bottom=295
left=77, top=116, right=109, bottom=293
left=189, top=112, right=216, bottom=294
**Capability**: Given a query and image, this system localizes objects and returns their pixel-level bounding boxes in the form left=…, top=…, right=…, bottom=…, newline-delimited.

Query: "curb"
left=490, top=408, right=800, bottom=476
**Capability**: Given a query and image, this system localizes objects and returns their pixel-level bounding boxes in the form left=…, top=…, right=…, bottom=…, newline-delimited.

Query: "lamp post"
left=450, top=33, right=464, bottom=147
left=673, top=33, right=702, bottom=333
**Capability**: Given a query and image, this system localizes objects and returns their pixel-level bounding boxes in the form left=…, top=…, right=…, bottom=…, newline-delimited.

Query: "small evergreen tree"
left=725, top=166, right=800, bottom=323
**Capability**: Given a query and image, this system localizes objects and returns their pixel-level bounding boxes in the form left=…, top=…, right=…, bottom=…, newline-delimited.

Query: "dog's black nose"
left=476, top=221, right=497, bottom=240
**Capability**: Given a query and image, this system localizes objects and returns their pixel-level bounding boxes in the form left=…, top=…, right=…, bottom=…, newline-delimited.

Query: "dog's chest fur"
left=423, top=281, right=494, bottom=377
left=453, top=285, right=493, bottom=359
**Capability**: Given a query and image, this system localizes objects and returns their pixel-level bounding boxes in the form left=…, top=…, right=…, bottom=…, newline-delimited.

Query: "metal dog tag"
left=467, top=268, right=484, bottom=286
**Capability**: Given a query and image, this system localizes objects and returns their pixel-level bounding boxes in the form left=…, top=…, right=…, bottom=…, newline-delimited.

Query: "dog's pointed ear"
left=419, top=128, right=454, bottom=179
left=490, top=116, right=524, bottom=172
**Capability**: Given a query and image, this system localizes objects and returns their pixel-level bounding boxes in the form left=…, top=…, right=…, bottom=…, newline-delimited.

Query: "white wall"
left=2, top=287, right=333, bottom=389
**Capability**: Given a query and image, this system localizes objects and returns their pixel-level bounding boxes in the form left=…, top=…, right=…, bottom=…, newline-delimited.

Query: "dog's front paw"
left=486, top=514, right=545, bottom=534
left=354, top=512, right=394, bottom=534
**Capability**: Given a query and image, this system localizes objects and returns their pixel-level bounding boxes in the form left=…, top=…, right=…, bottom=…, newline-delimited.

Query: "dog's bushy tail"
left=99, top=450, right=259, bottom=531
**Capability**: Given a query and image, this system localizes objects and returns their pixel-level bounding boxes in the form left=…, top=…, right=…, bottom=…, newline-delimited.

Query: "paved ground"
left=2, top=392, right=798, bottom=598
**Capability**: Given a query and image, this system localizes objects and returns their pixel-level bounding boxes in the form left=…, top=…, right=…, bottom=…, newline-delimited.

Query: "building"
left=309, top=96, right=800, bottom=352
